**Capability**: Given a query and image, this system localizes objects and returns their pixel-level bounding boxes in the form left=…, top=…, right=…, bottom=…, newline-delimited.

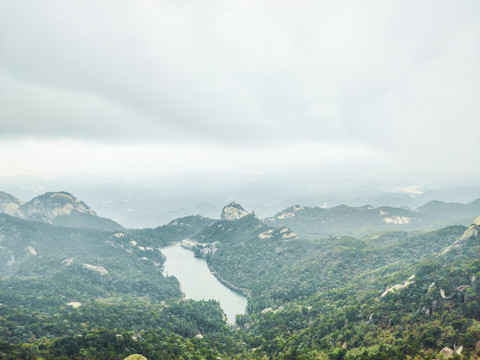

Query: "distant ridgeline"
left=0, top=190, right=479, bottom=359
left=263, top=201, right=480, bottom=238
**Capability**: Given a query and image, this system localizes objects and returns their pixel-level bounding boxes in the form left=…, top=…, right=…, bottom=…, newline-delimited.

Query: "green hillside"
left=264, top=203, right=473, bottom=238
left=1, top=202, right=479, bottom=359
left=0, top=214, right=237, bottom=359
left=417, top=198, right=480, bottom=220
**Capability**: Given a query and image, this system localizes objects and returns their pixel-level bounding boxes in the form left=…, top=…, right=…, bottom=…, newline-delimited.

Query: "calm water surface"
left=161, top=244, right=247, bottom=323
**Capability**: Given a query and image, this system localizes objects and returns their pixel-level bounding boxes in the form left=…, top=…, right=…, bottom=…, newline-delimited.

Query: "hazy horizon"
left=1, top=0, right=479, bottom=205
left=2, top=172, right=480, bottom=229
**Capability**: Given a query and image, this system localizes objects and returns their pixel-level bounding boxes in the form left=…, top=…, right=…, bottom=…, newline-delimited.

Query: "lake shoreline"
left=207, top=266, right=252, bottom=299
left=164, top=242, right=252, bottom=299
left=160, top=243, right=248, bottom=323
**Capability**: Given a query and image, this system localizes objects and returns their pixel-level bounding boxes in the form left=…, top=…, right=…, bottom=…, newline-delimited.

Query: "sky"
left=1, top=0, right=479, bottom=191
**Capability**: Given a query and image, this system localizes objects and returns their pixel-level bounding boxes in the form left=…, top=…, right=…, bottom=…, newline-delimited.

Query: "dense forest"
left=0, top=201, right=479, bottom=359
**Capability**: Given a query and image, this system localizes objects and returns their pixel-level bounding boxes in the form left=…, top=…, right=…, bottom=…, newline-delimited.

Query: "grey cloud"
left=0, top=0, right=479, bottom=156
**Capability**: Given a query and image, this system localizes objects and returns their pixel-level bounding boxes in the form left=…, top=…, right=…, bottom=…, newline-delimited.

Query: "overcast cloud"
left=0, top=0, right=479, bottom=187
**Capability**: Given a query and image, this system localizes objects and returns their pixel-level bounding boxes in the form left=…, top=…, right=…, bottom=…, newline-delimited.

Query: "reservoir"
left=161, top=244, right=248, bottom=323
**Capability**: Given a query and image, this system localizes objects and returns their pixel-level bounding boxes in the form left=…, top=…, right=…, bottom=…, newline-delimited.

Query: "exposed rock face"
left=440, top=217, right=480, bottom=255
left=439, top=346, right=463, bottom=358
left=67, top=301, right=82, bottom=308
left=440, top=347, right=454, bottom=358
left=382, top=216, right=411, bottom=225
left=221, top=202, right=248, bottom=221
left=381, top=275, right=416, bottom=297
left=0, top=192, right=24, bottom=215
left=15, top=191, right=96, bottom=223
left=275, top=205, right=306, bottom=220
left=82, top=263, right=108, bottom=276
left=475, top=215, right=480, bottom=226
left=124, top=355, right=147, bottom=360
left=258, top=226, right=297, bottom=241
left=61, top=258, right=73, bottom=267
left=258, top=229, right=274, bottom=239
left=13, top=191, right=123, bottom=230
left=26, top=246, right=37, bottom=256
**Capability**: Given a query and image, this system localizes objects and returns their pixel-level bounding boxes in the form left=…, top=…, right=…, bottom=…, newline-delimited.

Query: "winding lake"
left=161, top=244, right=247, bottom=323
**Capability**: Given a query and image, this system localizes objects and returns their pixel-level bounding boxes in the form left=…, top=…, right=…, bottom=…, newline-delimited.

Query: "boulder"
left=124, top=355, right=147, bottom=360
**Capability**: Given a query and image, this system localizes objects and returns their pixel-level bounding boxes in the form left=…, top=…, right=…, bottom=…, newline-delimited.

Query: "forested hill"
left=0, top=213, right=237, bottom=359
left=263, top=203, right=477, bottom=238
left=205, top=214, right=480, bottom=359
left=0, top=213, right=180, bottom=297
left=416, top=198, right=480, bottom=219
left=131, top=214, right=215, bottom=244
left=203, top=212, right=467, bottom=305
left=1, top=197, right=479, bottom=359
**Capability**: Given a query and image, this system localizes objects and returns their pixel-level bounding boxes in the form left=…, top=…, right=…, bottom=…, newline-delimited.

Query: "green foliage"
left=127, top=214, right=215, bottom=247
left=1, top=207, right=479, bottom=359
left=202, top=216, right=479, bottom=358
left=264, top=204, right=474, bottom=238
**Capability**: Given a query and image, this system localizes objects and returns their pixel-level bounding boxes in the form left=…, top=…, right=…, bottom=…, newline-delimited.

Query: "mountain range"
left=263, top=202, right=477, bottom=238
left=1, top=189, right=479, bottom=238
left=2, top=175, right=480, bottom=228
left=1, top=188, right=479, bottom=358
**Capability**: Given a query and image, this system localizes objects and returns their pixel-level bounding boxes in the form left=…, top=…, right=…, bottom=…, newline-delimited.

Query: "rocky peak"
left=474, top=215, right=480, bottom=226
left=221, top=202, right=249, bottom=221
left=0, top=192, right=25, bottom=215
left=440, top=215, right=480, bottom=255
left=274, top=205, right=306, bottom=220
left=14, top=191, right=96, bottom=224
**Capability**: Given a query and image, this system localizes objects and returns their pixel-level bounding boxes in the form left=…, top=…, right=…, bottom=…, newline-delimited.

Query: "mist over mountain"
left=1, top=174, right=479, bottom=228
left=417, top=198, right=480, bottom=219
left=263, top=203, right=473, bottom=238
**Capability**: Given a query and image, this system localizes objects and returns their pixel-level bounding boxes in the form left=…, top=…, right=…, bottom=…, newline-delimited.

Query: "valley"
left=161, top=244, right=247, bottom=323
left=0, top=191, right=479, bottom=359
